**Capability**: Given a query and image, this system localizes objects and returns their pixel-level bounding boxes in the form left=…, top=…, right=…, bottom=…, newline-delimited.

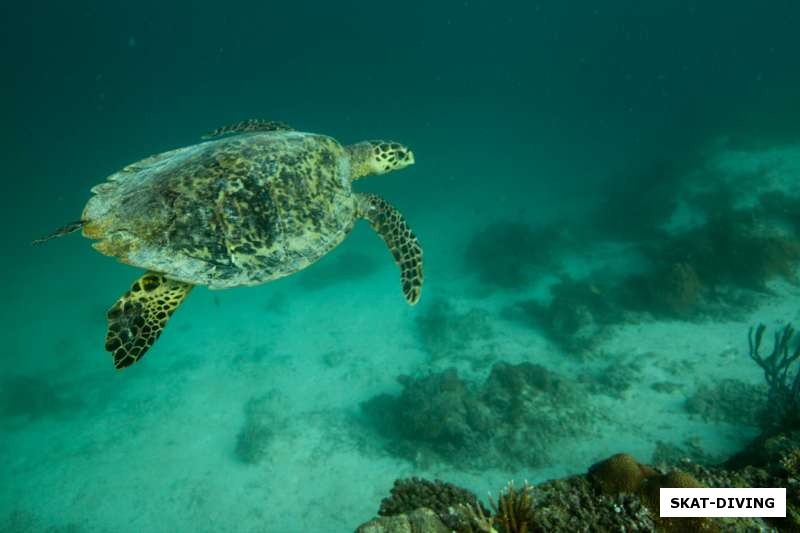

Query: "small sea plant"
left=748, top=323, right=800, bottom=430
left=488, top=480, right=536, bottom=533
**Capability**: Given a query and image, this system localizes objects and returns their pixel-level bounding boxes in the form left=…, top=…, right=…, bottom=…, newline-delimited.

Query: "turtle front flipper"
left=201, top=119, right=293, bottom=139
left=105, top=272, right=193, bottom=369
left=356, top=193, right=423, bottom=305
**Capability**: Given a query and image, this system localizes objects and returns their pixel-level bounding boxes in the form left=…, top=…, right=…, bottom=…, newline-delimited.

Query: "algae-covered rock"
left=508, top=279, right=620, bottom=354
left=361, top=362, right=591, bottom=469
left=377, top=478, right=487, bottom=532
left=684, top=379, right=767, bottom=426
left=355, top=507, right=450, bottom=533
left=414, top=298, right=494, bottom=362
left=359, top=451, right=779, bottom=533
left=532, top=475, right=656, bottom=532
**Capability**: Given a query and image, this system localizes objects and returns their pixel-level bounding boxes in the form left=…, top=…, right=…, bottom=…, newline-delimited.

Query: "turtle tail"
left=32, top=220, right=85, bottom=245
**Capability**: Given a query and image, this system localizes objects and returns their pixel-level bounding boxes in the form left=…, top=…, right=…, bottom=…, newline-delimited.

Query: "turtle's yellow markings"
left=105, top=271, right=193, bottom=369
left=357, top=193, right=423, bottom=305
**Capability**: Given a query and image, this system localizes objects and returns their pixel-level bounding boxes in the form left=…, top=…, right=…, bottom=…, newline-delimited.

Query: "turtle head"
left=347, top=140, right=415, bottom=180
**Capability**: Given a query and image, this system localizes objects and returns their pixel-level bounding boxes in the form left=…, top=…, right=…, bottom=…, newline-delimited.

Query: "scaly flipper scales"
left=105, top=272, right=193, bottom=369
left=201, top=119, right=293, bottom=139
left=357, top=193, right=423, bottom=304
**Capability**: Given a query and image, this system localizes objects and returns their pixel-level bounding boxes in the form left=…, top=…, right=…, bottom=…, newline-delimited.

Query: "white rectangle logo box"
left=661, top=488, right=785, bottom=517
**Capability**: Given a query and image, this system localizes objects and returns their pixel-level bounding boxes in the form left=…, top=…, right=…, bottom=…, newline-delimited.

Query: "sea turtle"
left=36, top=119, right=423, bottom=369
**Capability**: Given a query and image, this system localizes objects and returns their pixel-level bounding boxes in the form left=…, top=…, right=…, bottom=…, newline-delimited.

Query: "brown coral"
left=588, top=453, right=658, bottom=495
left=590, top=454, right=717, bottom=533
left=641, top=471, right=716, bottom=533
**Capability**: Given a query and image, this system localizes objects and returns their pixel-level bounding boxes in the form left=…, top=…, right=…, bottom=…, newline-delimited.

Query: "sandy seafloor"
left=2, top=139, right=799, bottom=532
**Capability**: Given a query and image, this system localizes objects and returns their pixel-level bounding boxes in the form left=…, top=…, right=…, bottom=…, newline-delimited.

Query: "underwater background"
left=3, top=1, right=800, bottom=531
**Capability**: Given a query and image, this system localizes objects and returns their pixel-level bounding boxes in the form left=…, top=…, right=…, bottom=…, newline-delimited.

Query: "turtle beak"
left=406, top=150, right=415, bottom=165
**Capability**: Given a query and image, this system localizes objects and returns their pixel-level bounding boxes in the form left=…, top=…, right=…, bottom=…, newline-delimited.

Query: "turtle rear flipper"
left=105, top=272, right=193, bottom=369
left=32, top=221, right=84, bottom=245
left=357, top=193, right=423, bottom=305
left=201, top=119, right=293, bottom=139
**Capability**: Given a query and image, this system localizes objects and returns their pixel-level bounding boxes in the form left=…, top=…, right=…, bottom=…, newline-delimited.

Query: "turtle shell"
left=82, top=131, right=356, bottom=288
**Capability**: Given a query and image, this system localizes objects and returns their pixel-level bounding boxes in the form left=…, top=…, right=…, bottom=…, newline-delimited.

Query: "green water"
left=2, top=2, right=800, bottom=532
